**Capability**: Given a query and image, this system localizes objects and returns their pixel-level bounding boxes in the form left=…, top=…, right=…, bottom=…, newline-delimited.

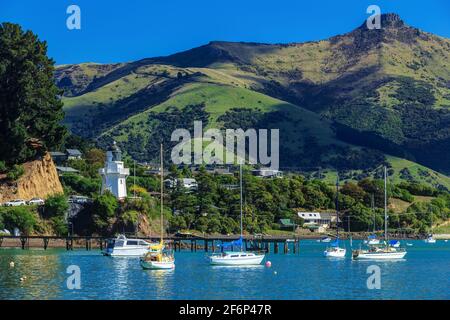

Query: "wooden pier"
left=0, top=235, right=301, bottom=254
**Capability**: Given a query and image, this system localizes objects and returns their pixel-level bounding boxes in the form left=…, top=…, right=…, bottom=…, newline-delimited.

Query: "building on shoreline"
left=297, top=211, right=340, bottom=233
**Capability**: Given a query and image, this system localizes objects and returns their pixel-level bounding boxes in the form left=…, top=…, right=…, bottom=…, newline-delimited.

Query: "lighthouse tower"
left=99, top=142, right=130, bottom=199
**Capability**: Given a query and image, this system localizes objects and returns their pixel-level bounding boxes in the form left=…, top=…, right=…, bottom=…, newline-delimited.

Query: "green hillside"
left=56, top=13, right=450, bottom=190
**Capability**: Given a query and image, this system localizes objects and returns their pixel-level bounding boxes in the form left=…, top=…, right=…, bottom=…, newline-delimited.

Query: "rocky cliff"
left=0, top=153, right=63, bottom=202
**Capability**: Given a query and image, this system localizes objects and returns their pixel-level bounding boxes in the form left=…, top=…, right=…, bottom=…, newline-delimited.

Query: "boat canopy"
left=219, top=237, right=243, bottom=248
left=368, top=234, right=377, bottom=239
left=389, top=240, right=400, bottom=245
left=330, top=239, right=340, bottom=247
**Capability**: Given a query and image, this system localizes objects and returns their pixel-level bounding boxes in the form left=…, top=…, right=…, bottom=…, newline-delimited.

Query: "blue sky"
left=1, top=0, right=449, bottom=64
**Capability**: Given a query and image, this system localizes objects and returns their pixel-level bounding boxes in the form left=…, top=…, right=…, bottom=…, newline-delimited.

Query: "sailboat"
left=209, top=165, right=265, bottom=266
left=323, top=177, right=346, bottom=258
left=424, top=215, right=436, bottom=243
left=364, top=195, right=380, bottom=245
left=352, top=167, right=407, bottom=260
left=140, top=144, right=175, bottom=270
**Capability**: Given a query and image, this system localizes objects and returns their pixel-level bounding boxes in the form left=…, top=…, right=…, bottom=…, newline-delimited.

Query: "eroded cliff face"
left=0, top=153, right=63, bottom=202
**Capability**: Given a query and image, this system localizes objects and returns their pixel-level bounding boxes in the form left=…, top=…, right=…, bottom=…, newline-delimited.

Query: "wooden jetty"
left=0, top=235, right=301, bottom=254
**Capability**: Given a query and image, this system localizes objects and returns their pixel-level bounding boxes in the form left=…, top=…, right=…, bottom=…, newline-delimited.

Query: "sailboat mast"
left=160, top=143, right=164, bottom=243
left=371, top=194, right=375, bottom=232
left=336, top=176, right=339, bottom=239
left=239, top=164, right=243, bottom=247
left=384, top=166, right=388, bottom=243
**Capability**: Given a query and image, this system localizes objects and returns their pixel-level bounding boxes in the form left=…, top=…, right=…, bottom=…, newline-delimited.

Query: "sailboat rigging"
left=208, top=165, right=265, bottom=266
left=140, top=144, right=175, bottom=270
left=352, top=167, right=407, bottom=260
left=323, top=176, right=346, bottom=258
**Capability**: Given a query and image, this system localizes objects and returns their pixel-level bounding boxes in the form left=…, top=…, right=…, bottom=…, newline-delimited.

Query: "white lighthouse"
left=99, top=142, right=130, bottom=199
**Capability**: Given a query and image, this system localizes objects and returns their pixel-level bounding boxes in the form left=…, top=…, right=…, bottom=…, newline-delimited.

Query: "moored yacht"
left=352, top=167, right=407, bottom=260
left=210, top=250, right=265, bottom=266
left=323, top=177, right=346, bottom=258
left=208, top=165, right=265, bottom=266
left=140, top=144, right=175, bottom=270
left=103, top=234, right=156, bottom=256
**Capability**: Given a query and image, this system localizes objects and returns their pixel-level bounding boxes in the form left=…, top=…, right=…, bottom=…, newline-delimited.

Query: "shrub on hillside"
left=44, top=194, right=69, bottom=218
left=51, top=216, right=68, bottom=236
left=0, top=207, right=37, bottom=234
left=6, top=164, right=24, bottom=181
left=0, top=161, right=6, bottom=173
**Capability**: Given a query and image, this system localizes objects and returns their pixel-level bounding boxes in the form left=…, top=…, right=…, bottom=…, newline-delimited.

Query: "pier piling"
left=20, top=237, right=28, bottom=250
left=274, top=242, right=278, bottom=254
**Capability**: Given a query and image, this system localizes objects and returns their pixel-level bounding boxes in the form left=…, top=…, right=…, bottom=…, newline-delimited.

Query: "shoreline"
left=1, top=233, right=448, bottom=249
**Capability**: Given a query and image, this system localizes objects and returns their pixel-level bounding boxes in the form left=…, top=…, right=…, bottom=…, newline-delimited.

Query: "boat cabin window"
left=115, top=241, right=124, bottom=247
left=230, top=255, right=239, bottom=258
left=139, top=241, right=148, bottom=246
left=126, top=240, right=138, bottom=246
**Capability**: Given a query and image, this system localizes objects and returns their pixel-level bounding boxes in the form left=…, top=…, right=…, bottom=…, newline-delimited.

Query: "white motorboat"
left=352, top=167, right=407, bottom=260
left=364, top=236, right=380, bottom=245
left=140, top=144, right=175, bottom=270
left=323, top=177, right=346, bottom=258
left=209, top=251, right=265, bottom=266
left=208, top=165, right=265, bottom=266
left=318, top=237, right=332, bottom=243
left=424, top=235, right=436, bottom=243
left=103, top=235, right=156, bottom=256
left=323, top=246, right=346, bottom=258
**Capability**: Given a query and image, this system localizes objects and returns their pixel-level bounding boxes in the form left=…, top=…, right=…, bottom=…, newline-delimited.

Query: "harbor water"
left=0, top=240, right=449, bottom=300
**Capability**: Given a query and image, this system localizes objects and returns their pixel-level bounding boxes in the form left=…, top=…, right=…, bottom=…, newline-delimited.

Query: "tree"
left=44, top=194, right=69, bottom=218
left=91, top=191, right=118, bottom=232
left=0, top=23, right=66, bottom=164
left=0, top=207, right=37, bottom=234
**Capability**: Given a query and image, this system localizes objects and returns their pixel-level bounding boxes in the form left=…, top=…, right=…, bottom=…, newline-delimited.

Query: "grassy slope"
left=102, top=81, right=341, bottom=150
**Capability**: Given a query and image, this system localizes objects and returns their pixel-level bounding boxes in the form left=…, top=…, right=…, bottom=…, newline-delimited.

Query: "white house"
left=251, top=168, right=283, bottom=178
left=297, top=211, right=339, bottom=233
left=164, top=178, right=198, bottom=190
left=99, top=142, right=130, bottom=199
left=66, top=149, right=83, bottom=160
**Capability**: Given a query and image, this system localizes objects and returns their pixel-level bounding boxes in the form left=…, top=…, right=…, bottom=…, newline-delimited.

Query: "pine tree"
left=0, top=23, right=66, bottom=164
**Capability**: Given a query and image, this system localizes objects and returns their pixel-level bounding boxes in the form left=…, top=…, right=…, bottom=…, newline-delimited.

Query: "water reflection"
left=143, top=269, right=175, bottom=299
left=0, top=249, right=63, bottom=300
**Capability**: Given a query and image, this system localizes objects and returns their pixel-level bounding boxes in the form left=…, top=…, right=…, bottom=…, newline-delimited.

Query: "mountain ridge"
left=55, top=13, right=450, bottom=187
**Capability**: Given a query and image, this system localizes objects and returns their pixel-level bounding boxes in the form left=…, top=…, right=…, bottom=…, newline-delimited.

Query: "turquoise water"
left=0, top=240, right=449, bottom=300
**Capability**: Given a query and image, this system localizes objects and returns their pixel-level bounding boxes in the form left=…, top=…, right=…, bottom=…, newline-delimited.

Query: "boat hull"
left=103, top=247, right=149, bottom=257
left=353, top=251, right=407, bottom=260
left=140, top=259, right=175, bottom=270
left=209, top=254, right=265, bottom=266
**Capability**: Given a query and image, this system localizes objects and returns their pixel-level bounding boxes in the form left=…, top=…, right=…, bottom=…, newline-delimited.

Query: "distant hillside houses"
left=164, top=178, right=198, bottom=190
left=251, top=168, right=283, bottom=178
left=50, top=148, right=83, bottom=165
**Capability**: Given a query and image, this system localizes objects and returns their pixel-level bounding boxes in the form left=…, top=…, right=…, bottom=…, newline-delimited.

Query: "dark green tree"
left=0, top=23, right=66, bottom=164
